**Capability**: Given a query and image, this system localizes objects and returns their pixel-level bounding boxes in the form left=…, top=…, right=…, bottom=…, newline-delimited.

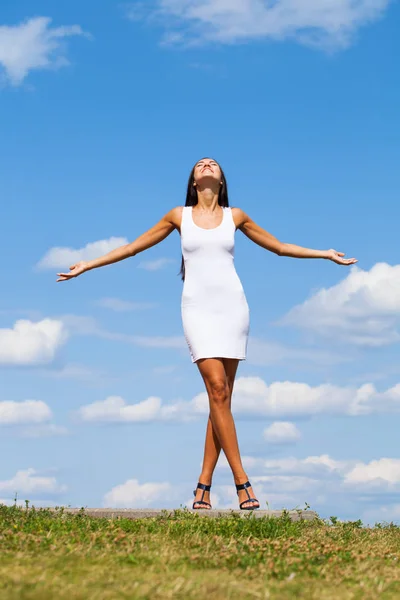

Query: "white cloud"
left=0, top=400, right=51, bottom=425
left=103, top=478, right=172, bottom=508
left=192, top=377, right=389, bottom=418
left=263, top=421, right=301, bottom=444
left=131, top=0, right=392, bottom=49
left=0, top=318, right=67, bottom=365
left=137, top=258, right=175, bottom=271
left=230, top=377, right=359, bottom=417
left=345, top=458, right=400, bottom=486
left=215, top=453, right=352, bottom=511
left=77, top=377, right=400, bottom=423
left=0, top=400, right=67, bottom=438
left=0, top=17, right=87, bottom=86
left=96, top=297, right=158, bottom=312
left=78, top=395, right=164, bottom=423
left=218, top=452, right=400, bottom=518
left=281, top=263, right=400, bottom=347
left=100, top=454, right=400, bottom=517
left=37, top=237, right=128, bottom=270
left=0, top=468, right=66, bottom=496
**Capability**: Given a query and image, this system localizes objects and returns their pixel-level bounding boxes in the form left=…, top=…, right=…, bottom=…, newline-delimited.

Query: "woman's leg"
left=193, top=358, right=238, bottom=508
left=193, top=357, right=258, bottom=509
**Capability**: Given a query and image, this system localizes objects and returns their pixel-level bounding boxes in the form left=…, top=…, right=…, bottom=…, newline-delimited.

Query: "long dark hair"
left=179, top=158, right=229, bottom=281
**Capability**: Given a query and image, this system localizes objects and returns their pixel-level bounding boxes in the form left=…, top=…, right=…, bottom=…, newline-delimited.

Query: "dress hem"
left=191, top=355, right=246, bottom=364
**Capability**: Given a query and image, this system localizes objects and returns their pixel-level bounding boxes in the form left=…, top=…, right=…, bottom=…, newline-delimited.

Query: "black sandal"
left=192, top=482, right=212, bottom=509
left=236, top=481, right=260, bottom=510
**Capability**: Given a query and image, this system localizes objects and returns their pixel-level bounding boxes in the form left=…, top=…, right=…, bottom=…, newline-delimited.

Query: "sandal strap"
left=193, top=500, right=211, bottom=508
left=239, top=498, right=259, bottom=509
left=193, top=482, right=212, bottom=508
left=236, top=481, right=252, bottom=501
left=235, top=481, right=251, bottom=492
left=236, top=481, right=259, bottom=508
left=193, top=483, right=210, bottom=499
left=196, top=482, right=211, bottom=491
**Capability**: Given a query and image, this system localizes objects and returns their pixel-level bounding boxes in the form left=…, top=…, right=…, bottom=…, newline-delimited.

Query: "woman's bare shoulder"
left=231, top=206, right=248, bottom=229
left=165, top=206, right=184, bottom=229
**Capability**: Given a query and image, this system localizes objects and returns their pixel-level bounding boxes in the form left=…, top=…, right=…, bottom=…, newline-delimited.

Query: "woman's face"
left=193, top=158, right=222, bottom=187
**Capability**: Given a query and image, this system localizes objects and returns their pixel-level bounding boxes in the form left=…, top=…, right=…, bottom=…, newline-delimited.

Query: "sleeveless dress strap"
left=180, top=206, right=190, bottom=234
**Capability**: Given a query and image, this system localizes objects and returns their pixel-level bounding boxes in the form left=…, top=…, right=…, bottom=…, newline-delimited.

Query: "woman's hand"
left=56, top=261, right=90, bottom=282
left=326, top=249, right=358, bottom=266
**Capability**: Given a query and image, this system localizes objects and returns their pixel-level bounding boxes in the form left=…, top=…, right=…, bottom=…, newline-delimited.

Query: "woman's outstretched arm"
left=233, top=208, right=357, bottom=266
left=56, top=207, right=181, bottom=281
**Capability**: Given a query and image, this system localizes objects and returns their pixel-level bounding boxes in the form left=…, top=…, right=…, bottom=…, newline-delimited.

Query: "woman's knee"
left=208, top=379, right=230, bottom=406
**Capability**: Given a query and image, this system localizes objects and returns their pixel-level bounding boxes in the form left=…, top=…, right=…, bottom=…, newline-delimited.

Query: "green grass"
left=1, top=503, right=400, bottom=599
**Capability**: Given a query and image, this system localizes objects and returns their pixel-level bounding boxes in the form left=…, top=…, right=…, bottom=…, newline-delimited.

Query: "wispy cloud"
left=38, top=363, right=103, bottom=382
left=137, top=257, right=176, bottom=271
left=0, top=17, right=88, bottom=86
left=60, top=314, right=186, bottom=349
left=247, top=337, right=348, bottom=368
left=59, top=313, right=348, bottom=363
left=127, top=0, right=392, bottom=50
left=37, top=237, right=128, bottom=270
left=16, top=424, right=69, bottom=439
left=96, top=297, right=158, bottom=312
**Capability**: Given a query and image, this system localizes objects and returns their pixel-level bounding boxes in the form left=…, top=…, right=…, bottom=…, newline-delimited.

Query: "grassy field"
left=1, top=504, right=400, bottom=599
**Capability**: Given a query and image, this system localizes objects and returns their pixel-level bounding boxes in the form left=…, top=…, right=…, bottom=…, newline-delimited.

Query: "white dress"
left=180, top=205, right=250, bottom=363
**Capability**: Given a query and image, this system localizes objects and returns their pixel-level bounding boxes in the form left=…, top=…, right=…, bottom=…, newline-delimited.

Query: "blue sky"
left=1, top=0, right=400, bottom=523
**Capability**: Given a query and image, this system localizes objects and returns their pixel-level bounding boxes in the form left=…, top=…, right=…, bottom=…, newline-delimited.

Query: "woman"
left=57, top=157, right=357, bottom=511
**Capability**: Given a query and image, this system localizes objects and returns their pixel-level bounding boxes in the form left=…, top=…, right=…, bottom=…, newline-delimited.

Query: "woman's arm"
left=232, top=208, right=357, bottom=265
left=56, top=207, right=182, bottom=281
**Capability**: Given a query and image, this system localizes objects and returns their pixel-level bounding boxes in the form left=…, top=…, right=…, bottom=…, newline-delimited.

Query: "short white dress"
left=180, top=205, right=250, bottom=363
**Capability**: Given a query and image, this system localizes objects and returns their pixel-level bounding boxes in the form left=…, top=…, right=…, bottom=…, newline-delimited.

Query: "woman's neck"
left=195, top=187, right=220, bottom=211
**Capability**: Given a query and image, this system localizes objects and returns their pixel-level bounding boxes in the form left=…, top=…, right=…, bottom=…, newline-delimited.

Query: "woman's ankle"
left=233, top=473, right=249, bottom=485
left=198, top=473, right=213, bottom=485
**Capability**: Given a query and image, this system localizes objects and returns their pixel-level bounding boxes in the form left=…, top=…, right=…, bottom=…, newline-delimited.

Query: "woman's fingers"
left=338, top=257, right=358, bottom=265
left=329, top=249, right=358, bottom=265
left=56, top=272, right=75, bottom=281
